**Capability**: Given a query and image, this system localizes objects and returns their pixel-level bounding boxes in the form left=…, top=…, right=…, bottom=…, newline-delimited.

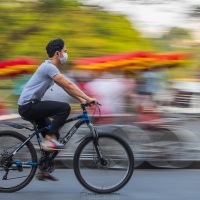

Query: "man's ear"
left=54, top=51, right=59, bottom=56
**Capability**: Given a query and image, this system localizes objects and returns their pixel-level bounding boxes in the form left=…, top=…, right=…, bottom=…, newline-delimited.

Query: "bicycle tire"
left=73, top=133, right=134, bottom=194
left=147, top=127, right=194, bottom=168
left=0, top=130, right=37, bottom=192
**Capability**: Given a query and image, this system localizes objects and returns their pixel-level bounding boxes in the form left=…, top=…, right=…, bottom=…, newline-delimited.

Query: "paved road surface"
left=1, top=169, right=200, bottom=200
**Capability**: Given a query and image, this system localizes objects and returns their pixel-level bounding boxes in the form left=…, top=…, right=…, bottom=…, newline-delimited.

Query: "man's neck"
left=48, top=57, right=59, bottom=67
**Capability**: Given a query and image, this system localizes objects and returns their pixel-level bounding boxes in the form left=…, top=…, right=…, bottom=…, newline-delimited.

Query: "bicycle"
left=0, top=102, right=134, bottom=193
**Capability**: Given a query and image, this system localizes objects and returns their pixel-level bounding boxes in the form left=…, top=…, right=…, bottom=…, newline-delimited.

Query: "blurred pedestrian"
left=84, top=72, right=133, bottom=123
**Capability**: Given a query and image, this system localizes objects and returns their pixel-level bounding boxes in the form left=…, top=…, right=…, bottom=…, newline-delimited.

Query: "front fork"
left=88, top=123, right=107, bottom=166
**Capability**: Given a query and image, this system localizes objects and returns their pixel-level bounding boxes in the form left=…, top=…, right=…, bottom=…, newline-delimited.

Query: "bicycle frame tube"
left=63, top=112, right=92, bottom=142
left=10, top=111, right=91, bottom=166
left=12, top=129, right=44, bottom=156
left=50, top=113, right=91, bottom=159
left=65, top=113, right=90, bottom=123
left=13, top=113, right=89, bottom=152
left=10, top=130, right=42, bottom=167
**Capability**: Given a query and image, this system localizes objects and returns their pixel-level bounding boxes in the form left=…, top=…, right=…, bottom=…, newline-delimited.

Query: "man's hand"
left=87, top=97, right=97, bottom=105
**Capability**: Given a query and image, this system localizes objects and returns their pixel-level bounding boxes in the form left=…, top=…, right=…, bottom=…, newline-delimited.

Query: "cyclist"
left=18, top=38, right=97, bottom=151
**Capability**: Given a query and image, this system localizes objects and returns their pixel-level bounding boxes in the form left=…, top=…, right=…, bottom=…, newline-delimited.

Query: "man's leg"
left=20, top=101, right=71, bottom=139
left=35, top=118, right=51, bottom=138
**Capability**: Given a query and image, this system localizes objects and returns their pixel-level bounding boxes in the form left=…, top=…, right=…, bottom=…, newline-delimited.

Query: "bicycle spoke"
left=0, top=131, right=37, bottom=192
left=74, top=134, right=134, bottom=193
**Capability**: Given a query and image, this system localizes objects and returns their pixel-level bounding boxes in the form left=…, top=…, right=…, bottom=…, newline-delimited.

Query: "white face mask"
left=59, top=52, right=68, bottom=64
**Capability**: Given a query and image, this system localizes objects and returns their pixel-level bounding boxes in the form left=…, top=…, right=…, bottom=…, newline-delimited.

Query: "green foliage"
left=162, top=27, right=192, bottom=40
left=0, top=0, right=153, bottom=62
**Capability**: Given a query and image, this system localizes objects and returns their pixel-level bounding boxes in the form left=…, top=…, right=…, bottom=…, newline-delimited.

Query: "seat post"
left=21, top=117, right=38, bottom=131
left=32, top=121, right=38, bottom=131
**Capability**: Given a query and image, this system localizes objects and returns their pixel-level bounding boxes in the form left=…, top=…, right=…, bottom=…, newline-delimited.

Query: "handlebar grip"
left=89, top=101, right=101, bottom=106
left=81, top=102, right=101, bottom=107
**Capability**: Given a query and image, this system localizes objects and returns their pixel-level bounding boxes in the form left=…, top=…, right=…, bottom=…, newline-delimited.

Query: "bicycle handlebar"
left=81, top=102, right=101, bottom=108
left=81, top=101, right=101, bottom=107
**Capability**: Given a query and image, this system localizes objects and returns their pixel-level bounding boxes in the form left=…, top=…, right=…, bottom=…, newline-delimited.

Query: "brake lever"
left=91, top=102, right=101, bottom=106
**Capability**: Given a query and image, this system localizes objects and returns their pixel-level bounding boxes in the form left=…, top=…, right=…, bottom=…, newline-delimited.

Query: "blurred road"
left=1, top=169, right=200, bottom=200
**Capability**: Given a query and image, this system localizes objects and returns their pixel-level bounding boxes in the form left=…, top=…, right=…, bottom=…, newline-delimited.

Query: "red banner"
left=73, top=51, right=191, bottom=71
left=0, top=58, right=38, bottom=77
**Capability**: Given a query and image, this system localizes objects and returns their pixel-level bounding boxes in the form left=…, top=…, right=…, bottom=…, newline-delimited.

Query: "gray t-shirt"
left=18, top=60, right=60, bottom=105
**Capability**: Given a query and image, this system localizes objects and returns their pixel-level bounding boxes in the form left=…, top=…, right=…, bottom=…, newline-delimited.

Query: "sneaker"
left=35, top=173, right=59, bottom=181
left=41, top=139, right=64, bottom=151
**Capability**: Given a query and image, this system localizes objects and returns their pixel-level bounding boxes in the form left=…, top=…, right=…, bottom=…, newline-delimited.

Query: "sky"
left=79, top=0, right=200, bottom=38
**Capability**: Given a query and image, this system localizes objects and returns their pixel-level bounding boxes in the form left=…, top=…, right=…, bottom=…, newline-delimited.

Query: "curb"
left=0, top=114, right=20, bottom=120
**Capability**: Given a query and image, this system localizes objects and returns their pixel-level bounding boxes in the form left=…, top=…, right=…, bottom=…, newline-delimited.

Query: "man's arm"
left=53, top=74, right=95, bottom=103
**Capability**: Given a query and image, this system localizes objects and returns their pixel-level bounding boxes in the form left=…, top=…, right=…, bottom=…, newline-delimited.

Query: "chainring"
left=38, top=157, right=55, bottom=173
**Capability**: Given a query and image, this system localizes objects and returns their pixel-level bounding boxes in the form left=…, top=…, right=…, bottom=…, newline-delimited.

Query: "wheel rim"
left=0, top=134, right=35, bottom=190
left=75, top=135, right=133, bottom=193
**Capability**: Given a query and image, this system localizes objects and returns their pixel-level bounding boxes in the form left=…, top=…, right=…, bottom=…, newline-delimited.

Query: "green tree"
left=0, top=0, right=153, bottom=61
left=163, top=27, right=192, bottom=41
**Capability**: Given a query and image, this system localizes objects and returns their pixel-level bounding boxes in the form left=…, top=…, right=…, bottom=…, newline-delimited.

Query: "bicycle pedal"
left=35, top=173, right=58, bottom=181
left=41, top=146, right=65, bottom=151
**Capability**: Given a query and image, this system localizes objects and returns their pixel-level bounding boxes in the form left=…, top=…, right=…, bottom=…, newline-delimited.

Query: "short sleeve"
left=45, top=64, right=61, bottom=78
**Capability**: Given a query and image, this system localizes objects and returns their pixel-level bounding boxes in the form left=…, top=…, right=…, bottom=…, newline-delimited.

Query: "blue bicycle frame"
left=3, top=108, right=94, bottom=168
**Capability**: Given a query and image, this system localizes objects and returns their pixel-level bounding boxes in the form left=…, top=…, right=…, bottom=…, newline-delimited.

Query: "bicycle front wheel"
left=73, top=133, right=134, bottom=194
left=0, top=131, right=37, bottom=192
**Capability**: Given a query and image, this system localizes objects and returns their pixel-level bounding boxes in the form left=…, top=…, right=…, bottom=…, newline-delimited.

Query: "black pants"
left=18, top=101, right=71, bottom=139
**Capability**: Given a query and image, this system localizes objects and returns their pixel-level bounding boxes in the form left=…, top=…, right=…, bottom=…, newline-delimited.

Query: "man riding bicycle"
left=18, top=38, right=97, bottom=179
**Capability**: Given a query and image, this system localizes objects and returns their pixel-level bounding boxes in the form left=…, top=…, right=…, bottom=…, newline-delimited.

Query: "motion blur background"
left=1, top=0, right=200, bottom=169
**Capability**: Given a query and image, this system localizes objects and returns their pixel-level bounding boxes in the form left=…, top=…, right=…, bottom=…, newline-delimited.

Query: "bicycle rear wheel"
left=0, top=131, right=37, bottom=192
left=73, top=133, right=134, bottom=194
